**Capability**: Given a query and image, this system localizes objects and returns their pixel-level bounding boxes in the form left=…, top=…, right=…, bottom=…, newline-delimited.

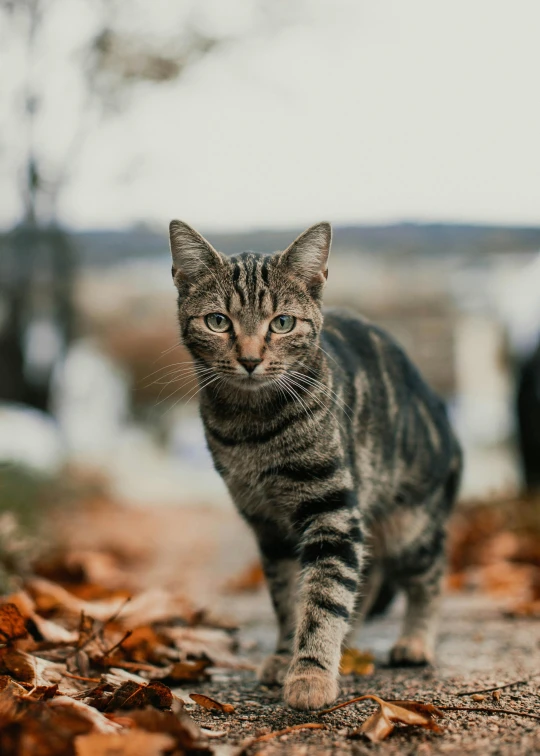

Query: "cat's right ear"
left=169, top=220, right=223, bottom=281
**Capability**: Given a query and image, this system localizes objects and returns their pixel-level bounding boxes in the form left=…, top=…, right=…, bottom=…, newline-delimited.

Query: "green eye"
left=270, top=314, right=296, bottom=334
left=205, top=313, right=231, bottom=332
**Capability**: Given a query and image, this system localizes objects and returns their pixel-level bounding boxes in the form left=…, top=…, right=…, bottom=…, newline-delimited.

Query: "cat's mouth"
left=229, top=373, right=272, bottom=389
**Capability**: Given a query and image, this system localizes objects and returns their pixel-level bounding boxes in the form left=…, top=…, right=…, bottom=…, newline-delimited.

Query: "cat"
left=169, top=220, right=462, bottom=710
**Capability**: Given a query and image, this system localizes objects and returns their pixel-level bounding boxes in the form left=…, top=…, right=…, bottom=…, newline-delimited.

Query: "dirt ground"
left=52, top=499, right=540, bottom=755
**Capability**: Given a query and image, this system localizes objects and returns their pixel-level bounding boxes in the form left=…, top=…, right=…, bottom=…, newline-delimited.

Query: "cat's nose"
left=238, top=357, right=262, bottom=374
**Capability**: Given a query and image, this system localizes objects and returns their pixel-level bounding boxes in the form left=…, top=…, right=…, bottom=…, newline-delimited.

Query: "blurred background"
left=1, top=0, right=540, bottom=529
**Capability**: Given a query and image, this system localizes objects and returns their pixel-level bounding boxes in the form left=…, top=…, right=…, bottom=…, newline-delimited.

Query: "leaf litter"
left=0, top=546, right=252, bottom=755
left=2, top=489, right=540, bottom=753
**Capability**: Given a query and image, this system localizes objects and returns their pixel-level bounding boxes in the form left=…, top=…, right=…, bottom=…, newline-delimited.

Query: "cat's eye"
left=270, top=314, right=296, bottom=334
left=205, top=313, right=231, bottom=333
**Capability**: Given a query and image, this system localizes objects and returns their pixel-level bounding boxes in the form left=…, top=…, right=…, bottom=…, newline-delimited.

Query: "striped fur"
left=169, top=220, right=462, bottom=710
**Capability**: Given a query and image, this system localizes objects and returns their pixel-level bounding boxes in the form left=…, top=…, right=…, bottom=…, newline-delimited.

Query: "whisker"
left=154, top=341, right=183, bottom=361
left=144, top=365, right=214, bottom=392
left=285, top=374, right=348, bottom=435
left=162, top=372, right=222, bottom=417
left=289, top=370, right=354, bottom=422
left=276, top=376, right=316, bottom=426
left=154, top=368, right=214, bottom=405
left=142, top=360, right=200, bottom=381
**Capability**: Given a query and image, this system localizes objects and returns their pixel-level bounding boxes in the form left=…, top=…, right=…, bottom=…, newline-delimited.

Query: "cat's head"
left=169, top=221, right=331, bottom=388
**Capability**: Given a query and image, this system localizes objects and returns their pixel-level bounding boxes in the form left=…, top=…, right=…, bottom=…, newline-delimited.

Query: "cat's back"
left=322, top=307, right=443, bottom=412
left=321, top=308, right=459, bottom=479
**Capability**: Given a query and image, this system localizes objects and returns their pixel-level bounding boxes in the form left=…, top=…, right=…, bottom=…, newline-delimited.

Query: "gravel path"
left=184, top=593, right=540, bottom=754
left=57, top=502, right=540, bottom=754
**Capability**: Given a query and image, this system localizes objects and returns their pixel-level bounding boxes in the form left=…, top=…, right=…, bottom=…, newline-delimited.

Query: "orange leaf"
left=320, top=695, right=444, bottom=742
left=0, top=603, right=28, bottom=643
left=357, top=697, right=444, bottom=742
left=339, top=648, right=375, bottom=676
left=189, top=693, right=235, bottom=714
left=75, top=730, right=176, bottom=756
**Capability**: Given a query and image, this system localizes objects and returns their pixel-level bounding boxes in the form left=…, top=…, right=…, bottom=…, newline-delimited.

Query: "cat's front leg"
left=284, top=494, right=363, bottom=710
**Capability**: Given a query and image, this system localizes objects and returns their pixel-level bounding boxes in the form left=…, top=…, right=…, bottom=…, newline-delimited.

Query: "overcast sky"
left=1, top=0, right=539, bottom=231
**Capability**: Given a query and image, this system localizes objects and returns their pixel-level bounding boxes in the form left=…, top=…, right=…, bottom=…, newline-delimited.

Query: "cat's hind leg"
left=389, top=533, right=445, bottom=666
left=344, top=561, right=384, bottom=646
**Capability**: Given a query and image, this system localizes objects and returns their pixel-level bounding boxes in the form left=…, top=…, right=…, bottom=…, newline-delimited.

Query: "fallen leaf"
left=339, top=648, right=375, bottom=676
left=162, top=626, right=254, bottom=669
left=358, top=697, right=444, bottom=742
left=504, top=599, right=540, bottom=618
left=190, top=693, right=235, bottom=714
left=0, top=603, right=28, bottom=643
left=162, top=659, right=212, bottom=683
left=49, top=696, right=121, bottom=734
left=105, top=680, right=173, bottom=711
left=319, top=695, right=444, bottom=742
left=0, top=647, right=61, bottom=686
left=28, top=684, right=59, bottom=701
left=225, top=562, right=265, bottom=593
left=120, top=708, right=204, bottom=751
left=26, top=577, right=129, bottom=622
left=75, top=730, right=176, bottom=756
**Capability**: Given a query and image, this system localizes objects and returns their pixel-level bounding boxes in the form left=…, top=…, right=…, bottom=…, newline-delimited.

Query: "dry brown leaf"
left=75, top=730, right=176, bottom=756
left=190, top=693, right=235, bottom=714
left=120, top=708, right=204, bottom=751
left=225, top=562, right=265, bottom=593
left=27, top=577, right=129, bottom=622
left=33, top=614, right=80, bottom=644
left=357, top=697, right=444, bottom=742
left=0, top=647, right=61, bottom=686
left=162, top=626, right=254, bottom=669
left=320, top=695, right=444, bottom=742
left=504, top=599, right=540, bottom=618
left=0, top=680, right=121, bottom=756
left=105, top=680, right=173, bottom=711
left=49, top=696, right=122, bottom=734
left=0, top=603, right=28, bottom=643
left=146, top=659, right=212, bottom=683
left=339, top=648, right=375, bottom=676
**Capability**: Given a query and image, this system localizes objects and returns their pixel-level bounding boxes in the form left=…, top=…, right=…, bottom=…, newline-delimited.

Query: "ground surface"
left=52, top=499, right=540, bottom=755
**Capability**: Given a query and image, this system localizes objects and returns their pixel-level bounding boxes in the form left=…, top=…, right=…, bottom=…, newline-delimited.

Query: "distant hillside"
left=57, top=222, right=540, bottom=266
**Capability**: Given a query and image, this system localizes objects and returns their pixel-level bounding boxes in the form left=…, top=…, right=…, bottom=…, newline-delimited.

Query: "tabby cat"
left=169, top=220, right=462, bottom=710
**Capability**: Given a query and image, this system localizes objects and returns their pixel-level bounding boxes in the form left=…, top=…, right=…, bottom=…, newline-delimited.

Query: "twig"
left=239, top=723, right=326, bottom=753
left=63, top=672, right=101, bottom=683
left=103, top=595, right=132, bottom=626
left=438, top=705, right=540, bottom=722
left=67, top=597, right=132, bottom=660
left=318, top=696, right=370, bottom=715
left=456, top=672, right=540, bottom=697
left=99, top=630, right=133, bottom=659
left=100, top=659, right=158, bottom=672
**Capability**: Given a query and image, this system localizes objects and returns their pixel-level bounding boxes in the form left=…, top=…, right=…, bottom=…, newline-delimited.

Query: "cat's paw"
left=283, top=666, right=339, bottom=710
left=258, top=654, right=290, bottom=685
left=389, top=636, right=434, bottom=667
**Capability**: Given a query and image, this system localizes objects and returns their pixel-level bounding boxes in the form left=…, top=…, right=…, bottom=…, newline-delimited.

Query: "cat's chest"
left=202, top=426, right=296, bottom=514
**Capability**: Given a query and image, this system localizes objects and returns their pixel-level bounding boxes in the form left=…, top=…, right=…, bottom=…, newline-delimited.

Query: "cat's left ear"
left=169, top=220, right=224, bottom=282
left=278, top=222, right=332, bottom=292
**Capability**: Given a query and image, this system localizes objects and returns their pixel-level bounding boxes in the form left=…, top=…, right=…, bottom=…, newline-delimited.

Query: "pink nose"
left=238, top=357, right=262, bottom=374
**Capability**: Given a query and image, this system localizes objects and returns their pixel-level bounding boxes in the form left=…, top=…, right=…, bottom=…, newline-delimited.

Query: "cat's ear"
left=278, top=222, right=332, bottom=289
left=169, top=220, right=223, bottom=281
